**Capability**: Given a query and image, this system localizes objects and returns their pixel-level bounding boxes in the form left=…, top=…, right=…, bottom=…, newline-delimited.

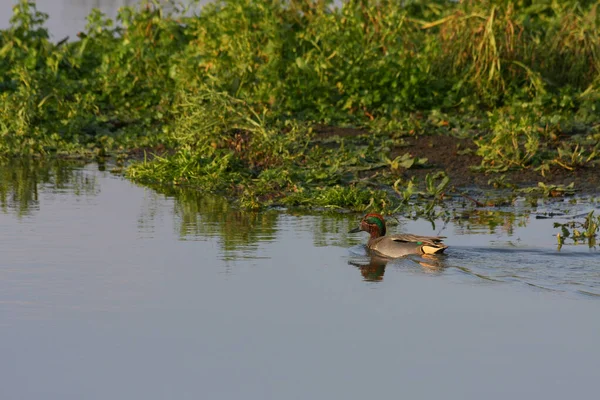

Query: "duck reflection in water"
left=349, top=254, right=445, bottom=282
left=349, top=254, right=389, bottom=282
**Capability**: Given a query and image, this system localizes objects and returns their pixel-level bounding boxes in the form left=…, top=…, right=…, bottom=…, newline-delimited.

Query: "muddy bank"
left=315, top=126, right=599, bottom=194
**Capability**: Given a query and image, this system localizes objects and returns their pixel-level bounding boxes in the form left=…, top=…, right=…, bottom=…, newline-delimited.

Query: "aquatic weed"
left=555, top=210, right=600, bottom=249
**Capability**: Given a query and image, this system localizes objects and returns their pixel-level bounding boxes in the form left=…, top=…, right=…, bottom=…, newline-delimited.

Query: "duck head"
left=349, top=213, right=387, bottom=239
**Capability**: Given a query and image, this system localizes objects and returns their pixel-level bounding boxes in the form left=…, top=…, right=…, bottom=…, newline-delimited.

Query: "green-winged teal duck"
left=350, top=213, right=448, bottom=258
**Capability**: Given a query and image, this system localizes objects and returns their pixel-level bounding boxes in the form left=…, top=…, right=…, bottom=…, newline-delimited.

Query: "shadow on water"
left=1, top=160, right=599, bottom=296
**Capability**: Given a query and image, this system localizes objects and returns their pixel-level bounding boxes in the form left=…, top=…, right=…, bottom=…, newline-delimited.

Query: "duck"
left=350, top=213, right=448, bottom=258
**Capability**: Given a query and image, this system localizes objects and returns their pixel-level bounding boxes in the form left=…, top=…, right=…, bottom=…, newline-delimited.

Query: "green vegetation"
left=555, top=210, right=600, bottom=249
left=2, top=0, right=600, bottom=211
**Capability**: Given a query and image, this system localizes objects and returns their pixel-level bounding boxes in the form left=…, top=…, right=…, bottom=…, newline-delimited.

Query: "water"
left=1, top=161, right=599, bottom=400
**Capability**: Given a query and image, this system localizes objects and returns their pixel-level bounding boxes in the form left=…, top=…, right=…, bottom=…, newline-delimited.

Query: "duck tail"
left=422, top=244, right=448, bottom=254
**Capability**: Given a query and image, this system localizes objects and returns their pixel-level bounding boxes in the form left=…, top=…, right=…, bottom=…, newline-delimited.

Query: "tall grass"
left=429, top=0, right=600, bottom=103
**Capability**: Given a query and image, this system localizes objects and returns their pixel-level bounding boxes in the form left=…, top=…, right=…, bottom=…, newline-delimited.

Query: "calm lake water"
left=1, top=160, right=599, bottom=400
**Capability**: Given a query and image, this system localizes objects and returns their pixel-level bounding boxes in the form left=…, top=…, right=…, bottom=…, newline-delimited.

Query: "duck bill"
left=349, top=227, right=362, bottom=233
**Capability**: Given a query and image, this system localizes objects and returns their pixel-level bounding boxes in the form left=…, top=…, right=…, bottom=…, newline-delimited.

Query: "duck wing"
left=368, top=234, right=448, bottom=257
left=388, top=234, right=446, bottom=246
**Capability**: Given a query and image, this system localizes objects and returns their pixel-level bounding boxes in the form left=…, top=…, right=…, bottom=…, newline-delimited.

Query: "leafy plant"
left=555, top=211, right=599, bottom=249
left=385, top=153, right=428, bottom=171
left=474, top=114, right=543, bottom=171
left=552, top=142, right=599, bottom=170
left=520, top=182, right=576, bottom=198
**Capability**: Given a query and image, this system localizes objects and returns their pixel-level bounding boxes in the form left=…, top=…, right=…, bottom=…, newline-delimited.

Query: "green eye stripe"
left=366, top=216, right=385, bottom=233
